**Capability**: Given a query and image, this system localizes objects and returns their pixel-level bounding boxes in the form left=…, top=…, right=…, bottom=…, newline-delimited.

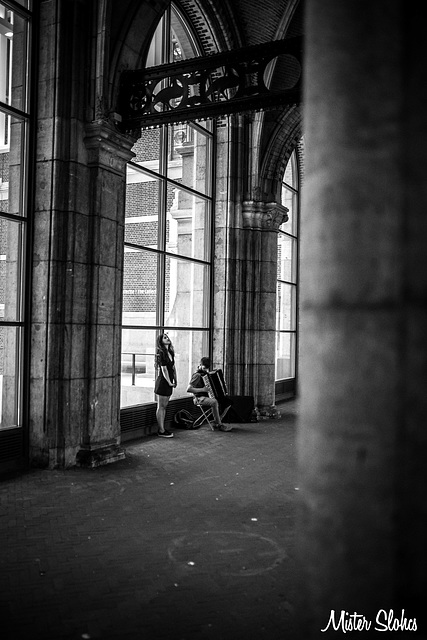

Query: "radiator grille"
left=120, top=396, right=197, bottom=442
left=0, top=428, right=25, bottom=472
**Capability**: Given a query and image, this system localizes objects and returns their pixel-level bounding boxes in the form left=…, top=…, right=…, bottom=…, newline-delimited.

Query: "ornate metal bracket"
left=118, top=37, right=302, bottom=132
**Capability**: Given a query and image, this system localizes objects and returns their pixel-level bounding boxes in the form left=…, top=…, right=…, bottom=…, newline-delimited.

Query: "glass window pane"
left=146, top=13, right=165, bottom=67
left=0, top=115, right=25, bottom=217
left=171, top=328, right=209, bottom=397
left=276, top=282, right=296, bottom=331
left=193, top=119, right=213, bottom=133
left=276, top=332, right=296, bottom=380
left=120, top=328, right=158, bottom=407
left=171, top=5, right=199, bottom=61
left=125, top=170, right=160, bottom=248
left=122, top=248, right=158, bottom=326
left=164, top=255, right=210, bottom=328
left=0, top=217, right=24, bottom=321
left=0, top=109, right=10, bottom=154
left=1, top=10, right=30, bottom=113
left=120, top=327, right=209, bottom=408
left=283, top=153, right=295, bottom=188
left=166, top=187, right=210, bottom=261
left=280, top=185, right=297, bottom=236
left=131, top=128, right=162, bottom=175
left=276, top=150, right=299, bottom=388
left=277, top=233, right=297, bottom=283
left=0, top=325, right=21, bottom=428
left=167, top=123, right=211, bottom=195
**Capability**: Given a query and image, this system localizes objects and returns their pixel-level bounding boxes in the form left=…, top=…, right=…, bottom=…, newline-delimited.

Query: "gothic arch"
left=107, top=0, right=241, bottom=117
left=108, top=0, right=169, bottom=114
left=177, top=0, right=242, bottom=52
left=259, top=105, right=303, bottom=200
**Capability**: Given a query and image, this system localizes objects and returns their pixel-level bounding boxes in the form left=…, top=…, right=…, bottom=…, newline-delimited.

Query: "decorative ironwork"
left=118, top=37, right=302, bottom=131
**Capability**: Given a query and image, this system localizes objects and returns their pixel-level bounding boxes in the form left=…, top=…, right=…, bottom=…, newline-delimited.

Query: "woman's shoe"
left=157, top=429, right=174, bottom=438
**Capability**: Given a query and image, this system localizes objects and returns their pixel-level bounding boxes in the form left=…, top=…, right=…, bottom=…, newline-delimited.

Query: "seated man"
left=187, top=357, right=232, bottom=432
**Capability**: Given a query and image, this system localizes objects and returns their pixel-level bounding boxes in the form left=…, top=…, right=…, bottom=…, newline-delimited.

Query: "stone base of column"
left=76, top=441, right=126, bottom=468
left=257, top=405, right=282, bottom=419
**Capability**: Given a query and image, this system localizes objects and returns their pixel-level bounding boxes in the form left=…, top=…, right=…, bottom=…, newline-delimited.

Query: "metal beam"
left=118, top=37, right=302, bottom=131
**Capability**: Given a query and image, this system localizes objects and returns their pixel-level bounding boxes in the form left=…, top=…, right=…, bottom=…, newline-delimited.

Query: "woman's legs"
left=156, top=395, right=173, bottom=436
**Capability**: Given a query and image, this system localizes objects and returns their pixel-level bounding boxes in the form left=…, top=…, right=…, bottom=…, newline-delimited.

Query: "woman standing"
left=154, top=333, right=177, bottom=438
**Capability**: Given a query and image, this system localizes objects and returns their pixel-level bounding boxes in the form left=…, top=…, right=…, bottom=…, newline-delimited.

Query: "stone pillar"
left=75, top=121, right=135, bottom=467
left=29, top=1, right=138, bottom=468
left=242, top=200, right=288, bottom=416
left=30, top=116, right=134, bottom=468
left=297, top=0, right=427, bottom=634
left=214, top=118, right=289, bottom=414
left=224, top=199, right=288, bottom=415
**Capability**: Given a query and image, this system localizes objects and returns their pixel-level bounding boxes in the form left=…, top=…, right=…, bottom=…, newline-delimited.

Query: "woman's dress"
left=154, top=350, right=175, bottom=397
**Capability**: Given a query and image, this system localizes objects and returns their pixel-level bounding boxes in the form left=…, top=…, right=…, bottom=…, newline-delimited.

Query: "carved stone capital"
left=84, top=120, right=136, bottom=175
left=242, top=200, right=289, bottom=230
left=265, top=201, right=289, bottom=228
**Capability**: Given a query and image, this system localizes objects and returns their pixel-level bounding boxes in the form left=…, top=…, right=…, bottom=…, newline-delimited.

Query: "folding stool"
left=192, top=396, right=232, bottom=429
left=192, top=396, right=215, bottom=429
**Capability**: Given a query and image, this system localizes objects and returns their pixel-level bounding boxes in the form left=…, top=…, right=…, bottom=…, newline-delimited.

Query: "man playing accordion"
left=187, top=357, right=233, bottom=432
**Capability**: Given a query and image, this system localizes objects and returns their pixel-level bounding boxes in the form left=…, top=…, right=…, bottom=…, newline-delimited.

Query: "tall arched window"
left=0, top=1, right=33, bottom=470
left=121, top=4, right=215, bottom=409
left=276, top=149, right=299, bottom=399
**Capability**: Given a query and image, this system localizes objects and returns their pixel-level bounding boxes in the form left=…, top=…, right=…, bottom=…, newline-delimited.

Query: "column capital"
left=242, top=200, right=289, bottom=230
left=84, top=119, right=136, bottom=175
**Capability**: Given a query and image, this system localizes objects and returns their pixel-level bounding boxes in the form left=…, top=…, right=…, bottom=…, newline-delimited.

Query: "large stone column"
left=30, top=118, right=134, bottom=469
left=219, top=197, right=288, bottom=414
left=214, top=118, right=288, bottom=414
left=30, top=1, right=136, bottom=468
left=297, top=1, right=427, bottom=634
left=240, top=200, right=288, bottom=416
left=75, top=120, right=135, bottom=467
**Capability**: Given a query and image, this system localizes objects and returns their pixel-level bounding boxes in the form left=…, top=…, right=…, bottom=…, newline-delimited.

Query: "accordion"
left=201, top=369, right=229, bottom=402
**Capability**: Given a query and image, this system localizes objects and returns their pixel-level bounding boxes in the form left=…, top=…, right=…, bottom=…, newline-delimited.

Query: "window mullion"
left=156, top=252, right=165, bottom=327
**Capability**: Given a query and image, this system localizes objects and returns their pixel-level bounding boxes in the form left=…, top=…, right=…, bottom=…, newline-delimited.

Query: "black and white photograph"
left=0, top=1, right=425, bottom=638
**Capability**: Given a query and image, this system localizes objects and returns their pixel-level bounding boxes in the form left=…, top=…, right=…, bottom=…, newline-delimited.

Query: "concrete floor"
left=1, top=401, right=299, bottom=640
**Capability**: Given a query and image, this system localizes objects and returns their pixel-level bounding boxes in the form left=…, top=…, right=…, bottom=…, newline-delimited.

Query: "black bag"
left=173, top=409, right=199, bottom=429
